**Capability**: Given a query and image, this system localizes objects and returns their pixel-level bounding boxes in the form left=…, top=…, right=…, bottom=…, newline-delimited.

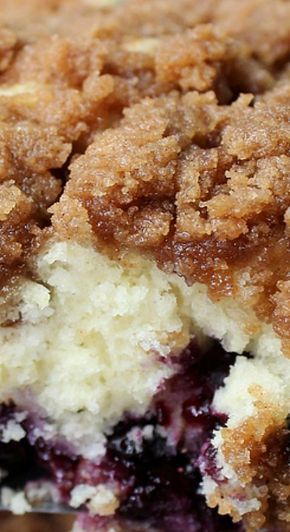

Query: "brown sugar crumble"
left=208, top=388, right=290, bottom=531
left=0, top=0, right=289, bottom=347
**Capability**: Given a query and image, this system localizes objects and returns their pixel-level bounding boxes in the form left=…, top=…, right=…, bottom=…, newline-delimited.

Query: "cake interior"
left=0, top=340, right=245, bottom=531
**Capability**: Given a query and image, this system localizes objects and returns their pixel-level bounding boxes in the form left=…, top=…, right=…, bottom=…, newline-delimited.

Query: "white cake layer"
left=0, top=240, right=287, bottom=458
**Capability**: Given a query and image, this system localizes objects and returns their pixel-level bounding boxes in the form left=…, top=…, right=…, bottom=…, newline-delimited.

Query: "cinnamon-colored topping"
left=213, top=389, right=290, bottom=531
left=55, top=87, right=290, bottom=346
left=0, top=0, right=288, bottom=346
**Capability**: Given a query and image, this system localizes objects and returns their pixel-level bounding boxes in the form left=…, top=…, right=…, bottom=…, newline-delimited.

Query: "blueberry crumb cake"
left=0, top=0, right=289, bottom=530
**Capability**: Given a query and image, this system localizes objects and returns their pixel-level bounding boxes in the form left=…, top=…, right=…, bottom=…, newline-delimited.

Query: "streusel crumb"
left=54, top=87, right=289, bottom=348
left=0, top=2, right=288, bottom=349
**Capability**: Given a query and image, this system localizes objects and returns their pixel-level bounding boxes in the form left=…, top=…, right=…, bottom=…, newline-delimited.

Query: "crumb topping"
left=54, top=88, right=290, bottom=347
left=212, top=390, right=290, bottom=531
left=0, top=0, right=289, bottom=349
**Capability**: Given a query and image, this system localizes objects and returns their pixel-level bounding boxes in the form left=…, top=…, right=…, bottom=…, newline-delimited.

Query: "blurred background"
left=0, top=512, right=74, bottom=531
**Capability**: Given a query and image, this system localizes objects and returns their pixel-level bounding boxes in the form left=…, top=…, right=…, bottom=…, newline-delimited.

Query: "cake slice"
left=0, top=1, right=289, bottom=531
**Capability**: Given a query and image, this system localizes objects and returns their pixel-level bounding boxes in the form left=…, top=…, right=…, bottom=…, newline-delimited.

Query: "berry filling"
left=0, top=341, right=244, bottom=530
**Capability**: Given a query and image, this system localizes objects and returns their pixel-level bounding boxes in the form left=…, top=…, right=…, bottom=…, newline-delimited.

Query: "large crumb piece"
left=204, top=381, right=290, bottom=530
left=53, top=88, right=290, bottom=348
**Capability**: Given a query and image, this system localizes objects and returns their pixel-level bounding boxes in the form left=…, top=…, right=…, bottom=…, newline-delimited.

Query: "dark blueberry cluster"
left=0, top=342, right=244, bottom=531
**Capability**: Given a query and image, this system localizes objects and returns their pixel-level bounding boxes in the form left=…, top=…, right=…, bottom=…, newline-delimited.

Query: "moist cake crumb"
left=1, top=488, right=31, bottom=515
left=70, top=484, right=119, bottom=516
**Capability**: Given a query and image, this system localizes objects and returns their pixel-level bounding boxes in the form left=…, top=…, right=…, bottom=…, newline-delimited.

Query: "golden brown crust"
left=53, top=87, right=290, bottom=346
left=0, top=1, right=288, bottom=345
